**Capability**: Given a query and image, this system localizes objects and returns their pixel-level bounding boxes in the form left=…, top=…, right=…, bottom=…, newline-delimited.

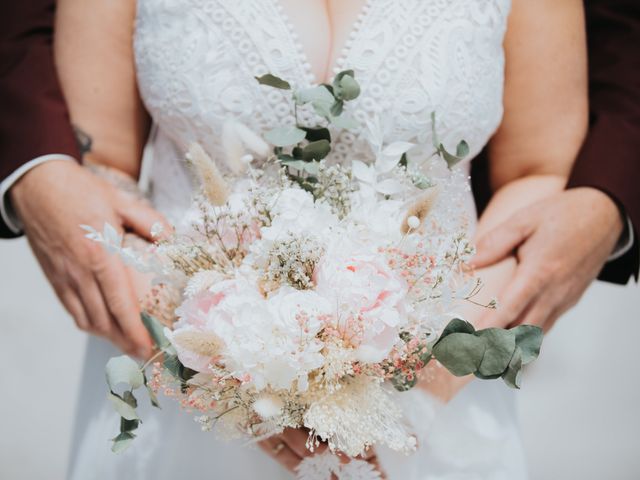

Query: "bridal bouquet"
left=85, top=70, right=542, bottom=478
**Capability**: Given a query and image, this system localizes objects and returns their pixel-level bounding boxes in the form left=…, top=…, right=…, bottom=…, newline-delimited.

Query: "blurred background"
left=1, top=237, right=639, bottom=479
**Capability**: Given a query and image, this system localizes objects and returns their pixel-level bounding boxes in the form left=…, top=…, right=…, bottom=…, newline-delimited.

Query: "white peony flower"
left=260, top=187, right=338, bottom=242
left=208, top=285, right=331, bottom=392
left=314, top=243, right=408, bottom=363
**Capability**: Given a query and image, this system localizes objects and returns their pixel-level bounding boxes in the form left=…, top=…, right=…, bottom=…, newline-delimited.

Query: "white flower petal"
left=351, top=160, right=375, bottom=184
left=382, top=141, right=414, bottom=157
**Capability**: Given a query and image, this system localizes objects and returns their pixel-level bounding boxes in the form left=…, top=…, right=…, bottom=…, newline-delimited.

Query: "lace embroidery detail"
left=134, top=0, right=510, bottom=222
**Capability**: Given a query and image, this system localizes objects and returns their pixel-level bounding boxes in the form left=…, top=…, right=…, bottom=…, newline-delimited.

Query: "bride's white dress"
left=69, top=1, right=528, bottom=478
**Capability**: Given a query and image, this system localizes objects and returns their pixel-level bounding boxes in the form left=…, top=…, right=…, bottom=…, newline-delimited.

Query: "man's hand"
left=10, top=159, right=170, bottom=357
left=473, top=187, right=624, bottom=331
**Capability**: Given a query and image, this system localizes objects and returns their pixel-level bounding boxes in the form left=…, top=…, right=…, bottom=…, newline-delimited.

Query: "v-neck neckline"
left=271, top=0, right=374, bottom=85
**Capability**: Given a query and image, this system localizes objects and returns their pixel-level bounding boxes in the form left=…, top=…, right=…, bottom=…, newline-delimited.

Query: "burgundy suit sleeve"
left=567, top=0, right=640, bottom=283
left=0, top=0, right=79, bottom=238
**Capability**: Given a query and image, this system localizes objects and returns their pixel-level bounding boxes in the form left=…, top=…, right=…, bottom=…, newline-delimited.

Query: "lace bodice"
left=134, top=0, right=511, bottom=221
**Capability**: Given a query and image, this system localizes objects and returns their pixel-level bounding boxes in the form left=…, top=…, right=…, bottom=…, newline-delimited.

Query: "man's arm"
left=566, top=0, right=640, bottom=284
left=472, top=0, right=640, bottom=285
left=471, top=0, right=639, bottom=331
left=0, top=0, right=79, bottom=238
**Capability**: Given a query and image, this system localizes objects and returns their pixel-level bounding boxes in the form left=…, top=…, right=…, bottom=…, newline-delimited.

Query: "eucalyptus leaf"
left=456, top=140, right=470, bottom=158
left=432, top=332, right=486, bottom=377
left=312, top=101, right=334, bottom=120
left=163, top=353, right=182, bottom=379
left=474, top=328, right=516, bottom=377
left=411, top=174, right=432, bottom=190
left=106, top=355, right=144, bottom=391
left=502, top=347, right=523, bottom=389
left=392, top=372, right=418, bottom=392
left=302, top=140, right=331, bottom=161
left=438, top=318, right=476, bottom=340
left=111, top=432, right=136, bottom=454
left=513, top=325, right=543, bottom=365
left=333, top=70, right=355, bottom=88
left=122, top=390, right=138, bottom=409
left=301, top=127, right=331, bottom=143
left=281, top=159, right=320, bottom=176
left=330, top=113, right=358, bottom=130
left=330, top=100, right=344, bottom=117
left=294, top=85, right=334, bottom=106
left=277, top=153, right=296, bottom=163
left=474, top=371, right=503, bottom=380
left=335, top=74, right=361, bottom=101
left=439, top=144, right=464, bottom=169
left=141, top=312, right=170, bottom=350
left=108, top=392, right=139, bottom=421
left=265, top=126, right=307, bottom=147
left=292, top=147, right=304, bottom=159
left=120, top=417, right=139, bottom=433
left=430, top=111, right=440, bottom=149
left=255, top=73, right=291, bottom=90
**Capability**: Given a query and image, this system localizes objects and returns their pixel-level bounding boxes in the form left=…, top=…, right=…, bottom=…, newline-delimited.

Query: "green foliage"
left=108, top=391, right=139, bottom=421
left=141, top=312, right=170, bottom=350
left=255, top=73, right=291, bottom=90
left=106, top=355, right=144, bottom=391
left=334, top=73, right=360, bottom=101
left=265, top=126, right=307, bottom=146
left=430, top=112, right=469, bottom=169
left=111, top=431, right=136, bottom=454
left=302, top=140, right=331, bottom=161
left=255, top=70, right=361, bottom=190
left=432, top=318, right=543, bottom=389
left=512, top=325, right=543, bottom=364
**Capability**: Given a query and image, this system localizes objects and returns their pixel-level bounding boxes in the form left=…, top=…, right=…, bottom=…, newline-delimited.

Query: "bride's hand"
left=259, top=428, right=383, bottom=477
left=10, top=160, right=171, bottom=358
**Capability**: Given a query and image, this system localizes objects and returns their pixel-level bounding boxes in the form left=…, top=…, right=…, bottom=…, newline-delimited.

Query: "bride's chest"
left=134, top=0, right=510, bottom=165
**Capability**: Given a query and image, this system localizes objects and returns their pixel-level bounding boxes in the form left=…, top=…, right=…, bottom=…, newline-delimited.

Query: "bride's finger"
left=512, top=294, right=554, bottom=331
left=473, top=213, right=533, bottom=268
left=117, top=195, right=173, bottom=241
left=478, top=265, right=541, bottom=329
left=281, top=428, right=315, bottom=458
left=259, top=438, right=302, bottom=472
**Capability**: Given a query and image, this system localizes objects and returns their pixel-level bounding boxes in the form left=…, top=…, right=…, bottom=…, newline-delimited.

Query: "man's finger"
left=118, top=196, right=172, bottom=241
left=58, top=287, right=90, bottom=331
left=69, top=268, right=134, bottom=353
left=95, top=259, right=153, bottom=358
left=473, top=214, right=534, bottom=268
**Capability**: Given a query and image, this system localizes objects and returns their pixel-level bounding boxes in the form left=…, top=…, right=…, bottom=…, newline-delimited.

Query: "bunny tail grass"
left=186, top=143, right=230, bottom=206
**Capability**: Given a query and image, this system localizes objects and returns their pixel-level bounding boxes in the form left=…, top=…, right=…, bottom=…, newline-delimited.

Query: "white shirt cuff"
left=608, top=216, right=635, bottom=262
left=0, top=154, right=77, bottom=234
